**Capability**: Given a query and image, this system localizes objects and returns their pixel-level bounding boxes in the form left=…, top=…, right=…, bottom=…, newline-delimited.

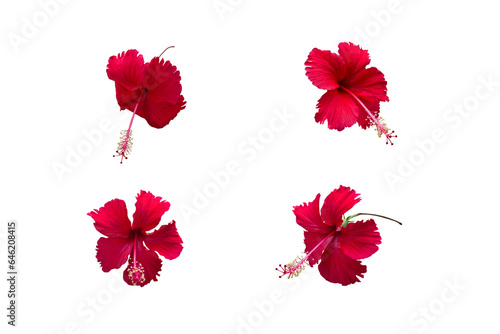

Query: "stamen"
left=277, top=231, right=335, bottom=279
left=341, top=87, right=397, bottom=145
left=126, top=261, right=146, bottom=286
left=113, top=89, right=145, bottom=163
left=276, top=255, right=306, bottom=279
left=126, top=232, right=146, bottom=286
left=133, top=233, right=138, bottom=268
left=113, top=130, right=133, bottom=163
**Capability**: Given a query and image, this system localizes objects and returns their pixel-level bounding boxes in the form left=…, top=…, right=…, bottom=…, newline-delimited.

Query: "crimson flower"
left=107, top=47, right=186, bottom=162
left=305, top=42, right=396, bottom=144
left=88, top=190, right=183, bottom=286
left=277, top=186, right=401, bottom=285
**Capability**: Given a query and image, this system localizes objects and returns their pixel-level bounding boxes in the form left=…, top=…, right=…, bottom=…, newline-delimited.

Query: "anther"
left=276, top=255, right=306, bottom=279
left=127, top=261, right=146, bottom=286
left=372, top=117, right=396, bottom=145
left=113, top=130, right=133, bottom=163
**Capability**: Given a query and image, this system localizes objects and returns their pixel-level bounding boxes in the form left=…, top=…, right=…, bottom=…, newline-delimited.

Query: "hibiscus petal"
left=113, top=82, right=143, bottom=112
left=305, top=48, right=344, bottom=90
left=137, top=94, right=186, bottom=129
left=143, top=57, right=182, bottom=106
left=88, top=199, right=131, bottom=238
left=318, top=238, right=367, bottom=286
left=144, top=221, right=183, bottom=260
left=347, top=67, right=389, bottom=103
left=304, top=231, right=333, bottom=266
left=338, top=44, right=389, bottom=131
left=349, top=66, right=388, bottom=130
left=337, top=42, right=371, bottom=78
left=320, top=186, right=361, bottom=228
left=314, top=90, right=360, bottom=131
left=106, top=49, right=145, bottom=92
left=123, top=240, right=162, bottom=287
left=293, top=193, right=331, bottom=234
left=131, top=191, right=170, bottom=232
left=338, top=219, right=381, bottom=260
left=96, top=237, right=133, bottom=272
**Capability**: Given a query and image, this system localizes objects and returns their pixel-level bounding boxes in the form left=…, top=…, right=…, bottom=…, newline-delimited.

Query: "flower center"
left=114, top=89, right=146, bottom=163
left=340, top=87, right=397, bottom=145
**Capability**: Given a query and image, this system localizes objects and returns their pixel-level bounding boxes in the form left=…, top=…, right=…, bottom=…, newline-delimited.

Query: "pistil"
left=127, top=232, right=146, bottom=286
left=277, top=230, right=335, bottom=279
left=114, top=89, right=145, bottom=163
left=341, top=87, right=396, bottom=145
left=133, top=232, right=138, bottom=270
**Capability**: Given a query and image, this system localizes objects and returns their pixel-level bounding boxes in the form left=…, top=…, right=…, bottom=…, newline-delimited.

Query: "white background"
left=1, top=0, right=499, bottom=333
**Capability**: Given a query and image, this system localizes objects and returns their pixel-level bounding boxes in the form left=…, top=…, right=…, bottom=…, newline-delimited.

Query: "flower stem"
left=341, top=87, right=396, bottom=145
left=158, top=46, right=175, bottom=58
left=351, top=213, right=402, bottom=225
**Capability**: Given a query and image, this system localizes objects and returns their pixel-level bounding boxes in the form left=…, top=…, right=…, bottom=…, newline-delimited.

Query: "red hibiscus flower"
left=277, top=186, right=401, bottom=285
left=107, top=47, right=186, bottom=163
left=88, top=190, right=183, bottom=286
left=305, top=42, right=396, bottom=144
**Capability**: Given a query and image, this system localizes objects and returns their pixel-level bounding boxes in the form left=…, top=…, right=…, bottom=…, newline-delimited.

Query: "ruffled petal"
left=318, top=238, right=366, bottom=286
left=348, top=66, right=388, bottom=129
left=123, top=240, right=162, bottom=287
left=143, top=58, right=182, bottom=106
left=337, top=42, right=371, bottom=79
left=338, top=219, right=381, bottom=260
left=96, top=236, right=133, bottom=272
left=304, top=231, right=333, bottom=266
left=106, top=49, right=145, bottom=92
left=320, top=186, right=361, bottom=228
left=314, top=90, right=360, bottom=131
left=293, top=193, right=332, bottom=234
left=131, top=191, right=170, bottom=232
left=113, top=82, right=143, bottom=112
left=88, top=199, right=131, bottom=238
left=137, top=94, right=186, bottom=129
left=347, top=67, right=388, bottom=103
left=144, top=221, right=183, bottom=260
left=305, top=48, right=344, bottom=90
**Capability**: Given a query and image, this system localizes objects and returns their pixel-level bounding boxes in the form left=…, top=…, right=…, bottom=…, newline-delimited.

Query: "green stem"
left=350, top=213, right=402, bottom=225
left=158, top=45, right=175, bottom=58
